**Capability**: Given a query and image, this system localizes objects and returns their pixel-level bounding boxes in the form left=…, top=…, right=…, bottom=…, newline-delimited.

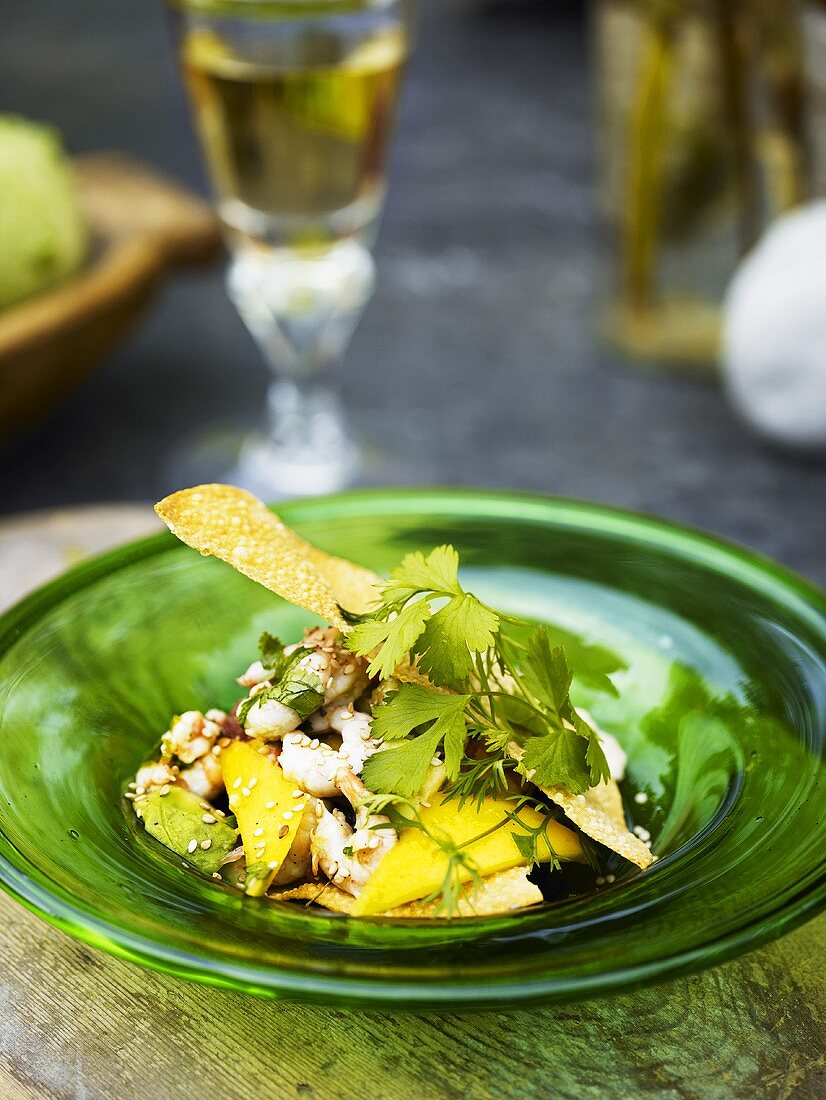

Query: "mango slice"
left=352, top=795, right=583, bottom=916
left=221, top=740, right=311, bottom=896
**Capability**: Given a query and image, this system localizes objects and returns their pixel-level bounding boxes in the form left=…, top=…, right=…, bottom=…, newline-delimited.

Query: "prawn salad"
left=128, top=485, right=654, bottom=919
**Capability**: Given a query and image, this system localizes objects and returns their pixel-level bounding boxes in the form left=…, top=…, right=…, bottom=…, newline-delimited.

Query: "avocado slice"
left=137, top=784, right=237, bottom=876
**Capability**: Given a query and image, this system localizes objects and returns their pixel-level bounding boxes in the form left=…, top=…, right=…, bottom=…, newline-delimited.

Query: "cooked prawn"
left=240, top=628, right=368, bottom=740
left=278, top=704, right=380, bottom=796
left=307, top=702, right=380, bottom=774
left=161, top=709, right=224, bottom=764
left=311, top=769, right=396, bottom=896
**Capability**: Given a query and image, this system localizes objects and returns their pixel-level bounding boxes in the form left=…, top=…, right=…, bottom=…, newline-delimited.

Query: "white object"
left=722, top=202, right=826, bottom=451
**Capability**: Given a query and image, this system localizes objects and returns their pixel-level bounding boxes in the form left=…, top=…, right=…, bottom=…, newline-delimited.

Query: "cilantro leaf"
left=415, top=594, right=499, bottom=687
left=258, top=631, right=285, bottom=670
left=364, top=684, right=471, bottom=794
left=346, top=599, right=432, bottom=680
left=519, top=629, right=572, bottom=718
left=361, top=726, right=445, bottom=797
left=541, top=624, right=627, bottom=698
left=276, top=667, right=326, bottom=719
left=371, top=682, right=470, bottom=741
left=520, top=727, right=591, bottom=793
left=510, top=830, right=537, bottom=863
left=257, top=632, right=309, bottom=685
left=238, top=666, right=324, bottom=725
left=382, top=545, right=462, bottom=603
left=574, top=709, right=611, bottom=787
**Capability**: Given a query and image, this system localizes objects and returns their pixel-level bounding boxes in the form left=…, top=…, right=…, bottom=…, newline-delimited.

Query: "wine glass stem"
left=226, top=240, right=375, bottom=495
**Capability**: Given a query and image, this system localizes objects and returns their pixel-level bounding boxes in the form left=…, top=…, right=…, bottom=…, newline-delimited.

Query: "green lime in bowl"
left=0, top=490, right=823, bottom=1009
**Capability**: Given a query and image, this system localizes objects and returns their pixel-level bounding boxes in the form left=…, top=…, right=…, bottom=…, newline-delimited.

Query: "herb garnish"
left=237, top=632, right=324, bottom=724
left=345, top=545, right=611, bottom=802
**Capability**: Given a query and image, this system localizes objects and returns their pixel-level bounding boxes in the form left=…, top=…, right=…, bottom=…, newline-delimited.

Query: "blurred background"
left=1, top=0, right=824, bottom=583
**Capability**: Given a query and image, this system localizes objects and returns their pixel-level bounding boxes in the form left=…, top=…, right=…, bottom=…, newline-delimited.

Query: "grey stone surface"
left=1, top=0, right=824, bottom=584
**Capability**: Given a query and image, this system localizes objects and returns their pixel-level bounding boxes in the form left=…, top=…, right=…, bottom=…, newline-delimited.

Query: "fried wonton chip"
left=273, top=866, right=543, bottom=918
left=509, top=743, right=653, bottom=870
left=155, top=484, right=381, bottom=628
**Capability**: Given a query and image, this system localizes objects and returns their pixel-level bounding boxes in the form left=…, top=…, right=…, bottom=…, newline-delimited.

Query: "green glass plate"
left=0, top=490, right=823, bottom=1010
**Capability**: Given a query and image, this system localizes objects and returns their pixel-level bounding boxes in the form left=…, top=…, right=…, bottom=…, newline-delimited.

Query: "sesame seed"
left=228, top=794, right=239, bottom=808
left=253, top=827, right=264, bottom=837
left=293, top=803, right=304, bottom=813
left=360, top=730, right=371, bottom=741
left=606, top=874, right=616, bottom=883
left=268, top=861, right=278, bottom=870
left=283, top=811, right=293, bottom=820
left=232, top=778, right=241, bottom=790
left=339, top=749, right=350, bottom=760
left=242, top=787, right=251, bottom=797
left=309, top=738, right=320, bottom=749
left=135, top=786, right=145, bottom=796
left=211, top=745, right=222, bottom=756
left=248, top=777, right=258, bottom=789
left=128, top=782, right=137, bottom=790
left=202, top=813, right=216, bottom=824
left=125, top=792, right=137, bottom=800
left=328, top=861, right=339, bottom=875
left=265, top=800, right=277, bottom=809
left=218, top=737, right=231, bottom=747
left=212, top=871, right=222, bottom=879
left=430, top=757, right=442, bottom=767
left=278, top=825, right=289, bottom=838
left=368, top=837, right=380, bottom=849
left=291, top=789, right=302, bottom=799
left=187, top=839, right=197, bottom=854
left=200, top=839, right=212, bottom=850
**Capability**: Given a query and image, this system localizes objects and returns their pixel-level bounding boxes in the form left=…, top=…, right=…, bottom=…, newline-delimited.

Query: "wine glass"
left=168, top=0, right=416, bottom=496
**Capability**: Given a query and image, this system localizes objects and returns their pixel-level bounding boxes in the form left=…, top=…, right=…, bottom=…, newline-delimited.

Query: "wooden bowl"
left=0, top=153, right=223, bottom=444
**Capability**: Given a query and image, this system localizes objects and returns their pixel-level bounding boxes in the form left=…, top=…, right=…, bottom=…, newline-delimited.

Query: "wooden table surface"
left=0, top=508, right=824, bottom=1100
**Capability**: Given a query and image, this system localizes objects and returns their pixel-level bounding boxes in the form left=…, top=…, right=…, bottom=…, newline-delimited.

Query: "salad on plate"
left=128, top=484, right=654, bottom=918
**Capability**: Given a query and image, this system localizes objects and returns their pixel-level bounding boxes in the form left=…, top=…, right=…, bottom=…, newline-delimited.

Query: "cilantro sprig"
left=347, top=545, right=613, bottom=802
left=345, top=546, right=499, bottom=687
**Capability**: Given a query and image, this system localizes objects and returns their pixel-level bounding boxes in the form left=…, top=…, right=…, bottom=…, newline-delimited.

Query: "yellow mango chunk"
left=221, top=740, right=311, bottom=896
left=352, top=795, right=583, bottom=916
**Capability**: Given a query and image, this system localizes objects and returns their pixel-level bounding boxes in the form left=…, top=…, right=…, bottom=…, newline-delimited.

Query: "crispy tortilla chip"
left=155, top=484, right=381, bottom=628
left=545, top=784, right=653, bottom=869
left=509, top=742, right=653, bottom=870
left=273, top=867, right=543, bottom=918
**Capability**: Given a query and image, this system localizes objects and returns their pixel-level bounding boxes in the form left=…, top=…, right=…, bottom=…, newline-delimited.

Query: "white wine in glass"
left=169, top=0, right=415, bottom=495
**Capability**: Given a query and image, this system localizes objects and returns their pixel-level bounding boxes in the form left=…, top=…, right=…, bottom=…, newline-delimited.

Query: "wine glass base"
left=235, top=431, right=360, bottom=498
left=158, top=408, right=438, bottom=502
